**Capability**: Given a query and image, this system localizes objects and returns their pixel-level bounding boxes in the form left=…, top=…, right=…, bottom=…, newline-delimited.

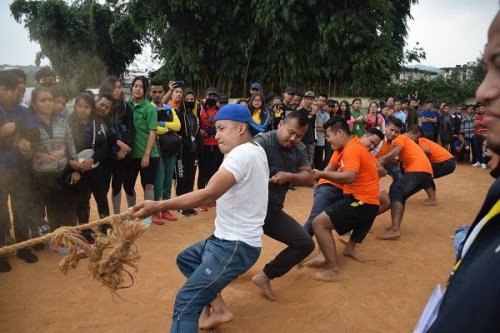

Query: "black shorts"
left=432, top=158, right=456, bottom=179
left=324, top=196, right=379, bottom=243
left=389, top=172, right=433, bottom=204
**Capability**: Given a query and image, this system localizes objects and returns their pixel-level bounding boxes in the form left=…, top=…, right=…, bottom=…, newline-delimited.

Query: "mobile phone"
left=174, top=81, right=185, bottom=88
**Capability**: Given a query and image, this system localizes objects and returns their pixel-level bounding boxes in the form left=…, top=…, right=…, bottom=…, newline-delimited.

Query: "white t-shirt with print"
left=214, top=142, right=269, bottom=247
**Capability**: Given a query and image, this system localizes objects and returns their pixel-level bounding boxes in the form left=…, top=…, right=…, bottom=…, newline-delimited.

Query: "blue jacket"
left=0, top=103, right=39, bottom=172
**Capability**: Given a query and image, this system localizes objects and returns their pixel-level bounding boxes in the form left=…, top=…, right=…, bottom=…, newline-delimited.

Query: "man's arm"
left=312, top=169, right=357, bottom=184
left=379, top=145, right=403, bottom=165
left=131, top=167, right=237, bottom=218
left=270, top=166, right=313, bottom=186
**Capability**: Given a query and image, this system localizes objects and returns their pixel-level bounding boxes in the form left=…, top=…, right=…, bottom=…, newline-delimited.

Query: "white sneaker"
left=472, top=162, right=481, bottom=167
left=481, top=163, right=487, bottom=169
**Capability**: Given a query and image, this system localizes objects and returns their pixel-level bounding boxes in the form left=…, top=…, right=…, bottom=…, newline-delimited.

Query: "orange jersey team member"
left=406, top=125, right=457, bottom=205
left=377, top=118, right=434, bottom=240
left=310, top=117, right=381, bottom=282
left=303, top=150, right=345, bottom=236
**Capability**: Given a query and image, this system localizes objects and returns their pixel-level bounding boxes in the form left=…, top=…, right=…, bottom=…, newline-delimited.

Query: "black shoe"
left=0, top=256, right=11, bottom=272
left=99, top=223, right=112, bottom=235
left=179, top=209, right=197, bottom=217
left=33, top=243, right=44, bottom=251
left=17, top=248, right=38, bottom=263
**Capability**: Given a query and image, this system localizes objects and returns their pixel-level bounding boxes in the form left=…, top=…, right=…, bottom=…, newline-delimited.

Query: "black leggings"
left=263, top=206, right=315, bottom=280
left=72, top=166, right=110, bottom=223
left=197, top=145, right=223, bottom=190
left=102, top=158, right=128, bottom=196
left=123, top=157, right=159, bottom=195
left=176, top=152, right=198, bottom=196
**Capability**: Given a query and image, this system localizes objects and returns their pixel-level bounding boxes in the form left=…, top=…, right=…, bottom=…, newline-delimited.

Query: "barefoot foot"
left=343, top=247, right=364, bottom=262
left=313, top=269, right=340, bottom=282
left=252, top=272, right=277, bottom=301
left=422, top=199, right=437, bottom=206
left=376, top=230, right=401, bottom=240
left=303, top=253, right=327, bottom=268
left=338, top=233, right=350, bottom=244
left=199, top=308, right=234, bottom=330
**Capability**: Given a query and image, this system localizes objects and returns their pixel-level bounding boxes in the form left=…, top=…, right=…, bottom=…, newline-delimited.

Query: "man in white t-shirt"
left=131, top=104, right=268, bottom=333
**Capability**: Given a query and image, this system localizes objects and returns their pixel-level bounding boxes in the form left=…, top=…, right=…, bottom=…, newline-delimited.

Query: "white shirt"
left=214, top=142, right=269, bottom=247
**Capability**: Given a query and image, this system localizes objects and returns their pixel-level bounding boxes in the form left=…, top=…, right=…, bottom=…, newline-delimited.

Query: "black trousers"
left=197, top=145, right=223, bottom=190
left=0, top=170, right=32, bottom=245
left=102, top=158, right=128, bottom=197
left=123, top=157, right=159, bottom=195
left=263, top=206, right=315, bottom=280
left=176, top=152, right=198, bottom=196
left=34, top=170, right=77, bottom=231
left=72, top=166, right=110, bottom=223
left=313, top=145, right=326, bottom=170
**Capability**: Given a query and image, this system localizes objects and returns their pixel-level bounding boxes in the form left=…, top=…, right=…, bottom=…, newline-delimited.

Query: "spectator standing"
left=419, top=101, right=437, bottom=141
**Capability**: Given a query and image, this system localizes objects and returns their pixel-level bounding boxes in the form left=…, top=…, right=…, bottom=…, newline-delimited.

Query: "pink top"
left=365, top=114, right=385, bottom=130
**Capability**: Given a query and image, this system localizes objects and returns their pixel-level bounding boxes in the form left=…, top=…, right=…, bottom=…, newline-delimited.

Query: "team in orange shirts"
left=311, top=117, right=382, bottom=281
left=377, top=118, right=434, bottom=240
left=406, top=125, right=457, bottom=205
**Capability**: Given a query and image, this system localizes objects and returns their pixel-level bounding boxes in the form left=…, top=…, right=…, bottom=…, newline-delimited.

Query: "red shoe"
left=162, top=210, right=178, bottom=221
left=199, top=206, right=210, bottom=211
left=209, top=202, right=216, bottom=208
left=152, top=213, right=165, bottom=225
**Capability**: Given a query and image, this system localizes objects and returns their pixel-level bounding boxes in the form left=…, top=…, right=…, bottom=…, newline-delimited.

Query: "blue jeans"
left=170, top=236, right=261, bottom=333
left=303, top=184, right=344, bottom=236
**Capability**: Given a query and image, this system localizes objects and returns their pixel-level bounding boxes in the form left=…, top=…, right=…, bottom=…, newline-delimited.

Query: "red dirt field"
left=0, top=164, right=493, bottom=333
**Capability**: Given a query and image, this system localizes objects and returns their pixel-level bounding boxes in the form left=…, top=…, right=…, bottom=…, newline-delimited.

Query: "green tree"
left=10, top=0, right=144, bottom=93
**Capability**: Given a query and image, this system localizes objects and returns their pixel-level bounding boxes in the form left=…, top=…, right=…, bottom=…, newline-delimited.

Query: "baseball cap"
left=205, top=87, right=219, bottom=96
left=250, top=82, right=261, bottom=90
left=218, top=94, right=229, bottom=103
left=214, top=104, right=264, bottom=136
left=304, top=91, right=315, bottom=98
left=284, top=87, right=296, bottom=94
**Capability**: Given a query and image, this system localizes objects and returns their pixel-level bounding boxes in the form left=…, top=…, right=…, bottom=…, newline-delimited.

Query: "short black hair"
left=352, top=98, right=361, bottom=104
left=458, top=132, right=465, bottom=136
left=7, top=69, right=27, bottom=83
left=323, top=115, right=351, bottom=135
left=365, top=128, right=384, bottom=141
left=34, top=66, right=56, bottom=81
left=386, top=118, right=404, bottom=129
left=150, top=78, right=165, bottom=88
left=319, top=93, right=328, bottom=99
left=51, top=84, right=70, bottom=101
left=284, top=110, right=308, bottom=127
left=97, top=93, right=115, bottom=103
left=408, top=125, right=423, bottom=136
left=0, top=70, right=18, bottom=89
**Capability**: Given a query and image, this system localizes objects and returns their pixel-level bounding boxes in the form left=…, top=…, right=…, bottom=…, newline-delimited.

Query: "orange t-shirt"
left=418, top=137, right=454, bottom=164
left=340, top=137, right=380, bottom=205
left=374, top=139, right=391, bottom=159
left=392, top=135, right=433, bottom=175
left=317, top=151, right=343, bottom=189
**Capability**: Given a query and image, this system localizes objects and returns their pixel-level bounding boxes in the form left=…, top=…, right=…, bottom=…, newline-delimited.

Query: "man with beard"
left=251, top=111, right=315, bottom=300
left=424, top=11, right=500, bottom=332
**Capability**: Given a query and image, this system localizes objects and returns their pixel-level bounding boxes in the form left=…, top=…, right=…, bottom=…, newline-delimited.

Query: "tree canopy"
left=10, top=0, right=143, bottom=94
left=11, top=0, right=433, bottom=97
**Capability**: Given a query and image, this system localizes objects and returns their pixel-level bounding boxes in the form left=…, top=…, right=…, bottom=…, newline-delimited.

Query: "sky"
left=0, top=0, right=497, bottom=69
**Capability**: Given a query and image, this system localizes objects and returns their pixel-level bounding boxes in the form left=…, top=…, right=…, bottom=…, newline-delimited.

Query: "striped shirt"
left=32, top=115, right=78, bottom=173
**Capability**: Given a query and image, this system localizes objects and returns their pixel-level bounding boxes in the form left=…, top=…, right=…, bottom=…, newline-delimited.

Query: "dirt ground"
left=0, top=164, right=493, bottom=333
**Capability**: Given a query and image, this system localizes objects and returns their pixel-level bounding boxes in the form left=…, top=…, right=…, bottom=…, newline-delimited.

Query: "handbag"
left=159, top=131, right=182, bottom=156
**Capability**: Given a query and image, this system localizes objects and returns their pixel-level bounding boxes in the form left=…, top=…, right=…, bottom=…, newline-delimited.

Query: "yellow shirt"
left=252, top=109, right=262, bottom=124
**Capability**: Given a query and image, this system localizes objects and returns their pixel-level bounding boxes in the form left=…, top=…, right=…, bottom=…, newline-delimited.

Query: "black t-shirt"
left=297, top=107, right=316, bottom=145
left=254, top=131, right=310, bottom=209
left=428, top=177, right=500, bottom=333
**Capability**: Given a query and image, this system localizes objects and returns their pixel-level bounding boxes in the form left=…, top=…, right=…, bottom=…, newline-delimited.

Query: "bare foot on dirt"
left=343, top=247, right=364, bottom=262
left=252, top=271, right=277, bottom=301
left=313, top=269, right=340, bottom=282
left=422, top=199, right=437, bottom=206
left=199, top=307, right=234, bottom=330
left=376, top=230, right=401, bottom=240
left=338, top=233, right=350, bottom=244
left=303, top=253, right=327, bottom=268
